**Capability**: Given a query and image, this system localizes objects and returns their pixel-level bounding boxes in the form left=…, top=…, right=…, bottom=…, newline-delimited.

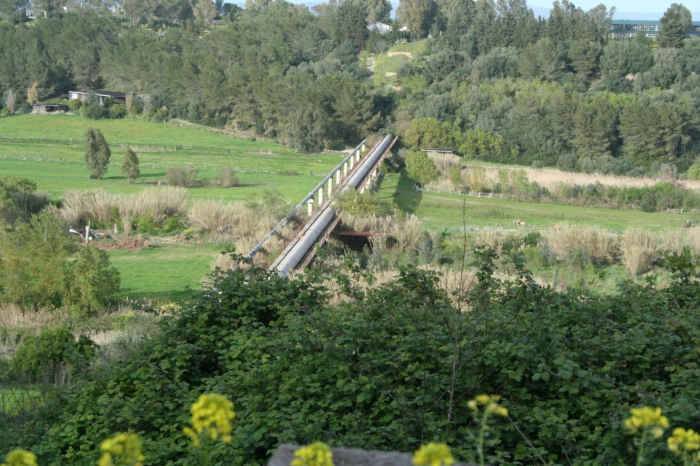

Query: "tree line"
left=1, top=0, right=699, bottom=174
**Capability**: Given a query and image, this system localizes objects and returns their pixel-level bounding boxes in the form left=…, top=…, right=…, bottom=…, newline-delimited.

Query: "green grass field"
left=108, top=244, right=222, bottom=300
left=378, top=173, right=700, bottom=232
left=0, top=115, right=343, bottom=202
left=0, top=115, right=344, bottom=299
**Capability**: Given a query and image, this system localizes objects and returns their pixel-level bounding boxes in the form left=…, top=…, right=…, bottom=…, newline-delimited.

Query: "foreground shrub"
left=19, top=254, right=700, bottom=465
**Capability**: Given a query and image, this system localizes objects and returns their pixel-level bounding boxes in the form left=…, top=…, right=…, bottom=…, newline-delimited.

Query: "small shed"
left=68, top=90, right=126, bottom=106
left=32, top=103, right=69, bottom=114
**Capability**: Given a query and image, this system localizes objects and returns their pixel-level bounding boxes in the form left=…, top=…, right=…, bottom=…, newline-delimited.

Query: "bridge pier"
left=307, top=199, right=314, bottom=216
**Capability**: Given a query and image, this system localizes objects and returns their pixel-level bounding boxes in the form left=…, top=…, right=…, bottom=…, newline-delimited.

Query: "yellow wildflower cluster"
left=0, top=450, right=37, bottom=466
left=468, top=394, right=508, bottom=418
left=183, top=393, right=235, bottom=447
left=291, top=442, right=334, bottom=466
left=98, top=433, right=144, bottom=466
left=668, top=427, right=700, bottom=456
left=624, top=407, right=670, bottom=438
left=412, top=442, right=455, bottom=466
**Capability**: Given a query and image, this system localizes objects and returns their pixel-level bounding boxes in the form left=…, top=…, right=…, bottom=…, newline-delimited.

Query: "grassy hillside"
left=0, top=115, right=343, bottom=202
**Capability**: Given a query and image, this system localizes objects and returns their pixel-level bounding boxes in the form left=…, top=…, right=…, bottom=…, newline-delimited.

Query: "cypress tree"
left=85, top=128, right=111, bottom=179
left=122, top=148, right=140, bottom=183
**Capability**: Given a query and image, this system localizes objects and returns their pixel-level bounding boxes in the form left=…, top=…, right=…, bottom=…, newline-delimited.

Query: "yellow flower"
left=412, top=442, right=455, bottom=466
left=183, top=393, right=235, bottom=447
left=624, top=407, right=669, bottom=438
left=668, top=427, right=700, bottom=454
left=98, top=433, right=144, bottom=466
left=291, top=442, right=333, bottom=466
left=468, top=394, right=508, bottom=418
left=1, top=450, right=37, bottom=466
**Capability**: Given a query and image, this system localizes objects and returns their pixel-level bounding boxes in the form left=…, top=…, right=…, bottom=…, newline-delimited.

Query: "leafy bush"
left=20, top=254, right=700, bottom=465
left=11, top=327, right=96, bottom=385
left=0, top=212, right=75, bottom=310
left=335, top=191, right=390, bottom=216
left=0, top=177, right=48, bottom=225
left=108, top=103, right=127, bottom=119
left=686, top=160, right=700, bottom=180
left=166, top=166, right=201, bottom=187
left=80, top=99, right=108, bottom=120
left=64, top=246, right=120, bottom=317
left=404, top=150, right=438, bottom=186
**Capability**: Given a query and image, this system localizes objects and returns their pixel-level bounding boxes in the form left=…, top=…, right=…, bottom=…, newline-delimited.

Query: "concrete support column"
left=307, top=199, right=314, bottom=216
left=343, top=162, right=349, bottom=177
left=327, top=178, right=333, bottom=198
left=318, top=187, right=324, bottom=205
left=335, top=169, right=341, bottom=185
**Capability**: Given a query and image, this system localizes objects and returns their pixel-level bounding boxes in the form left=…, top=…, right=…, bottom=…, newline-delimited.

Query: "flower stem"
left=478, top=410, right=490, bottom=466
left=636, top=429, right=648, bottom=466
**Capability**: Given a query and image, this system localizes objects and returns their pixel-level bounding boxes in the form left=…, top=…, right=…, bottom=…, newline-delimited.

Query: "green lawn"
left=378, top=173, right=700, bottom=232
left=0, top=115, right=343, bottom=202
left=108, top=244, right=222, bottom=300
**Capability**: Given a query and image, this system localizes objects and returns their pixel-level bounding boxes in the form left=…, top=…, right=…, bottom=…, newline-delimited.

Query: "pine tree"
left=85, top=128, right=111, bottom=179
left=658, top=3, right=692, bottom=48
left=122, top=148, right=140, bottom=183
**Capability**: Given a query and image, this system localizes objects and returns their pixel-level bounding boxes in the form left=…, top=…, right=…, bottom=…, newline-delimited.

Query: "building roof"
left=70, top=90, right=126, bottom=98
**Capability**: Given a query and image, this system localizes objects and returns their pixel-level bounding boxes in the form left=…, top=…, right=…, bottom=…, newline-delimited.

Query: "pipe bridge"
left=245, top=134, right=396, bottom=276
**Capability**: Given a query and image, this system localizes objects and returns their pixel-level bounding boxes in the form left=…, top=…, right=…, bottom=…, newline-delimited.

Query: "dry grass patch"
left=544, top=224, right=619, bottom=265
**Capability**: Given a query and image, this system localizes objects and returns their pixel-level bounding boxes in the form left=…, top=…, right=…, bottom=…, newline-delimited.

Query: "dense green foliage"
left=404, top=149, right=438, bottom=185
left=5, top=251, right=697, bottom=465
left=64, top=246, right=120, bottom=317
left=0, top=177, right=47, bottom=225
left=10, top=327, right=96, bottom=385
left=0, top=5, right=385, bottom=152
left=0, top=211, right=120, bottom=314
left=0, top=212, right=76, bottom=310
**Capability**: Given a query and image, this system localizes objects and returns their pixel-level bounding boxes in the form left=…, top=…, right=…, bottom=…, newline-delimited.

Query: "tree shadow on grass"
left=102, top=172, right=165, bottom=181
left=394, top=170, right=423, bottom=214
